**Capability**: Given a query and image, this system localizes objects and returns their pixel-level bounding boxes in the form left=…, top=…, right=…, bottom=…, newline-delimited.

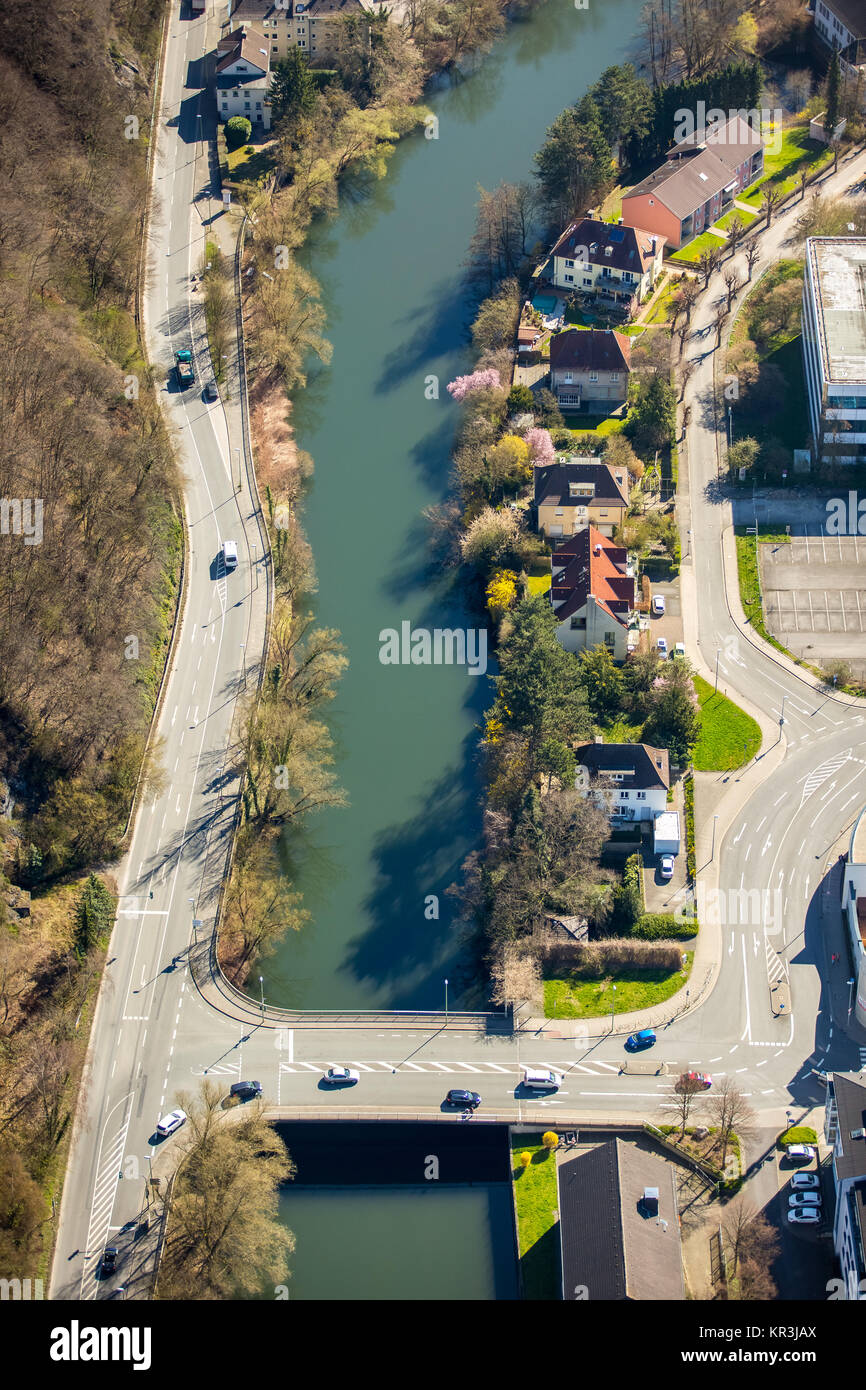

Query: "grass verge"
left=544, top=952, right=693, bottom=1019
left=692, top=674, right=761, bottom=771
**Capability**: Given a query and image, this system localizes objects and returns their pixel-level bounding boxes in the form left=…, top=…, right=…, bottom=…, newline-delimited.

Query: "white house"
left=575, top=740, right=671, bottom=823
left=825, top=1073, right=866, bottom=1298
left=216, top=25, right=273, bottom=131
left=545, top=218, right=665, bottom=319
left=813, top=0, right=866, bottom=79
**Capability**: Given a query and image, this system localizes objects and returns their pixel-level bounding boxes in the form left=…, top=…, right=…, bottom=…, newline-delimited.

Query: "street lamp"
left=711, top=814, right=719, bottom=861
left=714, top=649, right=720, bottom=694
left=240, top=643, right=246, bottom=691
left=610, top=983, right=617, bottom=1033
left=444, top=978, right=449, bottom=1023
left=259, top=975, right=265, bottom=1015
left=848, top=976, right=856, bottom=1022
left=235, top=446, right=242, bottom=492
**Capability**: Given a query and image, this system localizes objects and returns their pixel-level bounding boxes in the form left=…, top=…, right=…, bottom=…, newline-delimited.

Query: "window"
left=599, top=510, right=608, bottom=517
left=583, top=278, right=592, bottom=286
left=570, top=616, right=586, bottom=630
left=563, top=371, right=573, bottom=384
left=610, top=372, right=619, bottom=382
left=589, top=370, right=598, bottom=382
left=564, top=274, right=573, bottom=283
left=619, top=791, right=630, bottom=801
left=603, top=631, right=616, bottom=648
left=636, top=791, right=646, bottom=801
left=565, top=258, right=574, bottom=267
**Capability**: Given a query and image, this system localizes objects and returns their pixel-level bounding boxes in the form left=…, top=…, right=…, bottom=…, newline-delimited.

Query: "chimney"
left=618, top=217, right=624, bottom=225
left=651, top=236, right=657, bottom=253
left=605, top=245, right=613, bottom=257
left=594, top=544, right=602, bottom=556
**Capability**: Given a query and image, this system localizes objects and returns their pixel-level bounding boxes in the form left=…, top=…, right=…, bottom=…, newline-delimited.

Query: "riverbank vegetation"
left=0, top=0, right=176, bottom=1283
left=156, top=1081, right=295, bottom=1300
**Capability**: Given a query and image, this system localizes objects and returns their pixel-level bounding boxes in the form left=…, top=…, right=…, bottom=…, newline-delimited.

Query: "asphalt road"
left=48, top=8, right=866, bottom=1301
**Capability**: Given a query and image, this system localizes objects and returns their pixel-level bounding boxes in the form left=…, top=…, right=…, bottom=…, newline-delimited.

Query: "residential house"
left=841, top=802, right=866, bottom=1027
left=545, top=217, right=665, bottom=318
left=216, top=25, right=273, bottom=130
left=802, top=237, right=866, bottom=465
left=534, top=457, right=630, bottom=539
left=549, top=328, right=631, bottom=412
left=813, top=1, right=866, bottom=77
left=558, top=1139, right=685, bottom=1301
left=516, top=322, right=545, bottom=355
left=824, top=1072, right=866, bottom=1299
left=621, top=114, right=764, bottom=250
left=574, top=739, right=670, bottom=823
left=226, top=0, right=391, bottom=64
left=550, top=525, right=635, bottom=659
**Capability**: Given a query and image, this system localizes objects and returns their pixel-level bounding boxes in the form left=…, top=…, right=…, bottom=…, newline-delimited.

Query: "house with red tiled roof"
left=550, top=525, right=635, bottom=659
left=549, top=329, right=631, bottom=413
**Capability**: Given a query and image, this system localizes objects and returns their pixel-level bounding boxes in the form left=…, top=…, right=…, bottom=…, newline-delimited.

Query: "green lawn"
left=527, top=574, right=551, bottom=595
left=598, top=715, right=643, bottom=743
left=544, top=953, right=693, bottom=1019
left=739, top=121, right=834, bottom=204
left=510, top=1138, right=560, bottom=1301
left=669, top=228, right=731, bottom=264
left=227, top=142, right=276, bottom=183
left=692, top=674, right=761, bottom=771
left=564, top=416, right=626, bottom=438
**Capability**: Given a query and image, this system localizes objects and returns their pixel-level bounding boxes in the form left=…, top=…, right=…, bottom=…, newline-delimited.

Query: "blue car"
left=625, top=1029, right=657, bottom=1052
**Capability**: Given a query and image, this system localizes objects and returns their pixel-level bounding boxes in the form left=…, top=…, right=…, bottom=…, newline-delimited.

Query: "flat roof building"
left=802, top=238, right=866, bottom=465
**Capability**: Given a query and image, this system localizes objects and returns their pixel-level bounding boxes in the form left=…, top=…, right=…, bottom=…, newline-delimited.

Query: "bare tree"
left=672, top=1073, right=706, bottom=1136
left=714, top=303, right=730, bottom=349
left=698, top=245, right=722, bottom=289
left=707, top=1076, right=756, bottom=1169
left=745, top=239, right=760, bottom=282
left=678, top=357, right=697, bottom=401
left=723, top=269, right=740, bottom=312
left=761, top=185, right=783, bottom=228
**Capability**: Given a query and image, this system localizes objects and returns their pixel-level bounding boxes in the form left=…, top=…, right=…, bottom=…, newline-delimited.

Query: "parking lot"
left=760, top=533, right=866, bottom=677
left=645, top=578, right=683, bottom=659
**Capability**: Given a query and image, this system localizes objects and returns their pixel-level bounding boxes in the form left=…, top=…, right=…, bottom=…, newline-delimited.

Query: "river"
left=266, top=0, right=645, bottom=1012
left=267, top=0, right=646, bottom=1301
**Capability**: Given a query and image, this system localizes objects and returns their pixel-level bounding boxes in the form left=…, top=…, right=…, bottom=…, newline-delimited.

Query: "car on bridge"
left=230, top=1081, right=262, bottom=1100
left=625, top=1029, right=656, bottom=1052
left=324, top=1066, right=359, bottom=1085
left=445, top=1089, right=481, bottom=1109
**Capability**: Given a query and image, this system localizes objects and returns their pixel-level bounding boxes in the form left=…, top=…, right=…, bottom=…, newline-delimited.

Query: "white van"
left=221, top=540, right=238, bottom=571
left=522, top=1067, right=563, bottom=1091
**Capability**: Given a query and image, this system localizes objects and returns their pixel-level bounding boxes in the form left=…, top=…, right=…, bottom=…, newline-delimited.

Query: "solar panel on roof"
left=608, top=227, right=625, bottom=243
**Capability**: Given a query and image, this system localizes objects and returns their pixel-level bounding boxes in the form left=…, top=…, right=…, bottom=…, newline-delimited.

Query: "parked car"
left=651, top=594, right=666, bottom=616
left=790, top=1172, right=820, bottom=1189
left=445, top=1089, right=481, bottom=1108
left=788, top=1208, right=821, bottom=1224
left=677, top=1071, right=712, bottom=1091
left=785, top=1144, right=817, bottom=1164
left=156, top=1108, right=187, bottom=1138
left=324, top=1066, right=359, bottom=1085
left=673, top=642, right=686, bottom=660
left=101, top=1247, right=118, bottom=1275
left=230, top=1080, right=262, bottom=1100
left=625, top=1029, right=657, bottom=1052
left=659, top=854, right=675, bottom=880
left=221, top=540, right=238, bottom=571
left=657, top=637, right=668, bottom=656
left=788, top=1191, right=822, bottom=1207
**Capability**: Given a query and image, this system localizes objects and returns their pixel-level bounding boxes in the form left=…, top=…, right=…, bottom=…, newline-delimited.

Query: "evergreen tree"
left=270, top=48, right=317, bottom=127
left=534, top=98, right=614, bottom=223
left=74, top=874, right=115, bottom=956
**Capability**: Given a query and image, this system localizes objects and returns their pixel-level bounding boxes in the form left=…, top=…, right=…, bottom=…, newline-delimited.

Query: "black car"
left=102, top=1247, right=118, bottom=1275
left=204, top=379, right=219, bottom=402
left=445, top=1089, right=481, bottom=1109
left=230, top=1080, right=263, bottom=1100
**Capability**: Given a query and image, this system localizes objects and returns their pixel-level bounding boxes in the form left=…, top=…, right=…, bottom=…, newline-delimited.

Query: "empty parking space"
left=759, top=534, right=866, bottom=675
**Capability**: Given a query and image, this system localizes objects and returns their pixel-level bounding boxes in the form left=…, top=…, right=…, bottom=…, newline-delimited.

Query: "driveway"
left=642, top=781, right=688, bottom=915
left=645, top=577, right=683, bottom=658
left=759, top=530, right=866, bottom=677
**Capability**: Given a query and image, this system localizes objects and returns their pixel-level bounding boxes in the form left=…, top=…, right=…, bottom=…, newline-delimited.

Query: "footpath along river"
left=267, top=0, right=644, bottom=1012
left=269, top=0, right=646, bottom=1302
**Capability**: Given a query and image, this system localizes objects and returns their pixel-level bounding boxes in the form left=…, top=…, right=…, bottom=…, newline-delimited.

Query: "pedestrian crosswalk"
left=276, top=1058, right=623, bottom=1077
left=859, top=1047, right=866, bottom=1071
left=766, top=939, right=786, bottom=986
